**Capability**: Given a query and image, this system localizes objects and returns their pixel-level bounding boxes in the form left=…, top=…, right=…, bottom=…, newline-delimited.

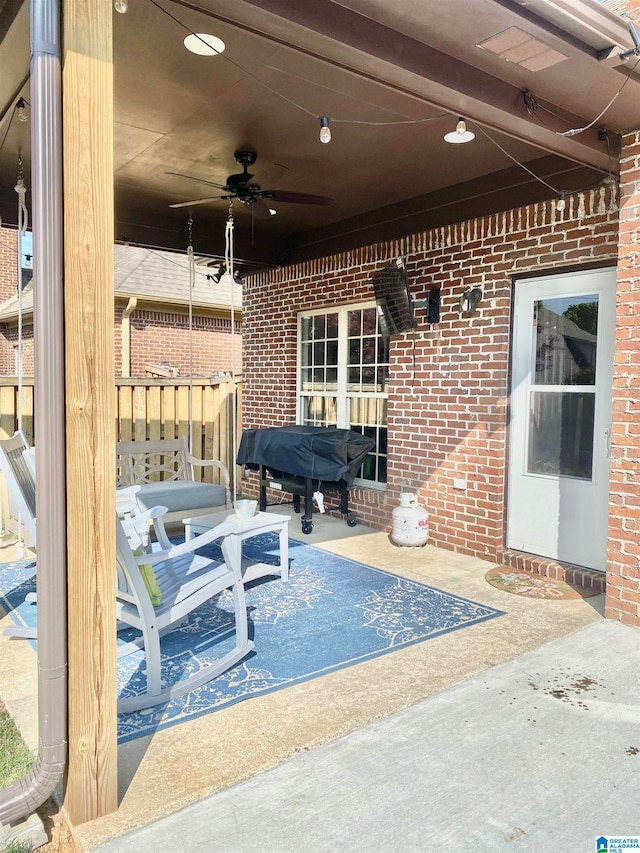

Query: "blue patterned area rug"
left=0, top=536, right=503, bottom=743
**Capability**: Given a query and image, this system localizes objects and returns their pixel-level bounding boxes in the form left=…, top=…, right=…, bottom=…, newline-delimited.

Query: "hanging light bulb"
left=114, top=0, right=128, bottom=11
left=444, top=117, right=475, bottom=144
left=16, top=98, right=27, bottom=123
left=556, top=191, right=566, bottom=213
left=319, top=115, right=331, bottom=144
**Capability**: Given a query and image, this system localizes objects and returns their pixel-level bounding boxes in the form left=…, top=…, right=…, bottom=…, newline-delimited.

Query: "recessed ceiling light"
left=184, top=33, right=225, bottom=56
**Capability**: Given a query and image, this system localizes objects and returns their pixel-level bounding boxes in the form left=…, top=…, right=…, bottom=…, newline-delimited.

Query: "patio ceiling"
left=1, top=0, right=640, bottom=271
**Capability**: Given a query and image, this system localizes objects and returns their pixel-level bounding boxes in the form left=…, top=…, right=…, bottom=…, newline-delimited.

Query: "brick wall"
left=0, top=228, right=17, bottom=304
left=126, top=309, right=242, bottom=376
left=244, top=187, right=619, bottom=562
left=608, top=131, right=640, bottom=625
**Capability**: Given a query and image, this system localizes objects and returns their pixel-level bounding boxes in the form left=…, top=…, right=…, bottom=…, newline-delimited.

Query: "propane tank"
left=391, top=492, right=429, bottom=547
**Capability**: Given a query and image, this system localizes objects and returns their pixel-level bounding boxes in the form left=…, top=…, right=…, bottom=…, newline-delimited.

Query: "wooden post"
left=62, top=0, right=118, bottom=823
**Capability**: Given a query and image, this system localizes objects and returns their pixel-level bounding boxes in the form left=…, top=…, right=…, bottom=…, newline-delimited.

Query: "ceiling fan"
left=167, top=150, right=332, bottom=214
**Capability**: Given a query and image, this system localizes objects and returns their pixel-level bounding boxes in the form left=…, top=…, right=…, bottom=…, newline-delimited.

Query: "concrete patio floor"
left=0, top=511, right=626, bottom=852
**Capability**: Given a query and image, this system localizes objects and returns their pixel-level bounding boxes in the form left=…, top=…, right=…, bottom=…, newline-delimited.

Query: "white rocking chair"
left=0, top=431, right=38, bottom=639
left=116, top=511, right=253, bottom=713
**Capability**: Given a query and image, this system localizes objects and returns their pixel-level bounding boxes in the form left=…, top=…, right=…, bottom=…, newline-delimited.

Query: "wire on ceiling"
left=152, top=0, right=619, bottom=203
left=151, top=0, right=450, bottom=127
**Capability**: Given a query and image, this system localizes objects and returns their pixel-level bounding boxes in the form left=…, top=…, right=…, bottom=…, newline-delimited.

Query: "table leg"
left=278, top=522, right=289, bottom=581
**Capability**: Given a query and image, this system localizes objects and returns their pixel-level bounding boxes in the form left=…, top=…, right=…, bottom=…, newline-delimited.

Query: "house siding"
left=242, top=185, right=634, bottom=617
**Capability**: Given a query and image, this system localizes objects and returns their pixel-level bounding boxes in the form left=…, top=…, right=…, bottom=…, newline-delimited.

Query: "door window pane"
left=528, top=391, right=595, bottom=479
left=532, top=295, right=598, bottom=385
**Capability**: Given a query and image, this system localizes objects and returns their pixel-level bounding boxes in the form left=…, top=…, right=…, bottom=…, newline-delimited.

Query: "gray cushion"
left=135, top=481, right=226, bottom=513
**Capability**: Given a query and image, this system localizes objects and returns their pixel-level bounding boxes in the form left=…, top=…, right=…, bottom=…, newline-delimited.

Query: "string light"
left=444, top=117, right=475, bottom=144
left=319, top=115, right=331, bottom=144
left=16, top=98, right=27, bottom=123
left=148, top=0, right=614, bottom=203
left=556, top=191, right=566, bottom=213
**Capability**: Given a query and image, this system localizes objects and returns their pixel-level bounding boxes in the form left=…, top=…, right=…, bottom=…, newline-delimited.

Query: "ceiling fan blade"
left=169, top=195, right=227, bottom=209
left=165, top=171, right=227, bottom=190
left=264, top=189, right=333, bottom=205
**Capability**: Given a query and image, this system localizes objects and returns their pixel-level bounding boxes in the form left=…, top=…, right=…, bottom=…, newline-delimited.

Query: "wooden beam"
left=62, top=0, right=117, bottom=824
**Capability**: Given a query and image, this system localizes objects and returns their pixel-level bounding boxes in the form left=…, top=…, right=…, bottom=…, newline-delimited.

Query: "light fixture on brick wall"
left=459, top=287, right=482, bottom=313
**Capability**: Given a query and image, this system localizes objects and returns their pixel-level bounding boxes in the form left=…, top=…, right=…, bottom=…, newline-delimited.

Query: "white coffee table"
left=184, top=509, right=291, bottom=584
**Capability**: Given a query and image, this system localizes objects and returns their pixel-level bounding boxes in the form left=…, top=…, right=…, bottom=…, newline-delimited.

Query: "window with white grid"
left=297, top=302, right=389, bottom=486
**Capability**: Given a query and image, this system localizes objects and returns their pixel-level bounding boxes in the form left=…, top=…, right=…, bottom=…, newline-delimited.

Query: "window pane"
left=362, top=337, right=376, bottom=365
left=313, top=315, right=326, bottom=339
left=327, top=340, right=338, bottom=366
left=326, top=313, right=338, bottom=338
left=301, top=367, right=312, bottom=390
left=348, top=310, right=362, bottom=336
left=362, top=307, right=377, bottom=336
left=348, top=366, right=361, bottom=388
left=314, top=341, right=326, bottom=365
left=528, top=391, right=595, bottom=479
left=348, top=339, right=360, bottom=365
left=378, top=336, right=389, bottom=364
left=533, top=296, right=598, bottom=386
left=301, top=396, right=337, bottom=426
left=301, top=342, right=312, bottom=367
left=301, top=316, right=312, bottom=342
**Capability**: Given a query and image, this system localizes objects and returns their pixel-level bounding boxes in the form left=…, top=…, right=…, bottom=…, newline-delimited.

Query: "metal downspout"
left=0, top=0, right=67, bottom=825
left=121, top=297, right=137, bottom=377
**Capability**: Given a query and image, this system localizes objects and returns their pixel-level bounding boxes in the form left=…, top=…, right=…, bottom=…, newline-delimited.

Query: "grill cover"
left=237, top=426, right=375, bottom=488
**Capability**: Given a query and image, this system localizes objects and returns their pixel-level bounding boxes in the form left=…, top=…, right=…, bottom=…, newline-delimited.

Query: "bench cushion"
left=135, top=481, right=227, bottom=514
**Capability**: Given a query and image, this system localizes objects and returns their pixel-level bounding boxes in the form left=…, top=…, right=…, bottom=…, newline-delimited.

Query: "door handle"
left=604, top=427, right=612, bottom=459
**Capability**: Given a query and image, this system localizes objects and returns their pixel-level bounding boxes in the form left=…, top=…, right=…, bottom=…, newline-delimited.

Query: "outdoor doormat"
left=485, top=567, right=600, bottom=600
left=0, top=539, right=503, bottom=743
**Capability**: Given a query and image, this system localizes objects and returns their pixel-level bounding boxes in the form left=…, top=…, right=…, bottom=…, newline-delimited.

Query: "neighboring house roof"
left=113, top=245, right=242, bottom=311
left=0, top=245, right=242, bottom=321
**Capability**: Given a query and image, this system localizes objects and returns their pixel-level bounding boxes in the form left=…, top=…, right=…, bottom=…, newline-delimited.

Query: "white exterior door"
left=507, top=268, right=616, bottom=571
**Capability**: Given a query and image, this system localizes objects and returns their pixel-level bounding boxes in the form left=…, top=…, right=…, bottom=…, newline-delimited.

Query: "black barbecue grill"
left=237, top=425, right=375, bottom=534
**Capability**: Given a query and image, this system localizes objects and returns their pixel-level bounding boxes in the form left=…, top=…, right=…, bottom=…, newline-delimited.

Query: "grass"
left=0, top=702, right=36, bottom=851
left=0, top=701, right=34, bottom=789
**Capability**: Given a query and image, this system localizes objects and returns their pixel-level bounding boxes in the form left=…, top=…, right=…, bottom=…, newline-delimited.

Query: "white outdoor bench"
left=116, top=438, right=231, bottom=525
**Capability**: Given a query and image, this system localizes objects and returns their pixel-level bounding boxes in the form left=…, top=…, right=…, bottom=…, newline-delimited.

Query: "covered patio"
left=0, top=510, right=606, bottom=849
left=0, top=0, right=639, bottom=843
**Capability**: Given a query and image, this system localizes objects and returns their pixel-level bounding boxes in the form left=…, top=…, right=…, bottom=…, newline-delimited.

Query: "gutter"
left=121, top=297, right=137, bottom=378
left=0, top=0, right=68, bottom=826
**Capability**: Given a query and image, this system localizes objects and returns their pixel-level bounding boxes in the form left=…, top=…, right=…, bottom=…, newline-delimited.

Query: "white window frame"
left=296, top=300, right=388, bottom=489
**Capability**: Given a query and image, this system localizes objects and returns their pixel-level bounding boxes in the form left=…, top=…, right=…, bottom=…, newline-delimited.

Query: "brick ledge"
left=494, top=548, right=605, bottom=594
